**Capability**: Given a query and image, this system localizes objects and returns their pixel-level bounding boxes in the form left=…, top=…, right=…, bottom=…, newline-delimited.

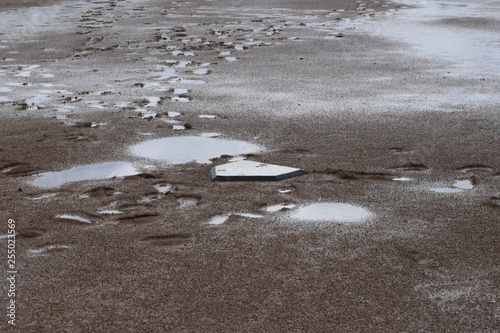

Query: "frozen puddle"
left=31, top=162, right=140, bottom=188
left=130, top=135, right=262, bottom=164
left=290, top=203, right=373, bottom=223
left=56, top=214, right=91, bottom=223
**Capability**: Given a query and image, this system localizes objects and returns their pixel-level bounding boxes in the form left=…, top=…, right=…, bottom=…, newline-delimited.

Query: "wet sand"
left=0, top=0, right=499, bottom=331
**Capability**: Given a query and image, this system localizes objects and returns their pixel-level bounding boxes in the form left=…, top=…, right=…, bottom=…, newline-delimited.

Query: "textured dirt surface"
left=0, top=0, right=499, bottom=332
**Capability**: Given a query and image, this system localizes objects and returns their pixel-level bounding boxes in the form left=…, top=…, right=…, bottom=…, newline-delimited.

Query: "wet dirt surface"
left=0, top=0, right=499, bottom=331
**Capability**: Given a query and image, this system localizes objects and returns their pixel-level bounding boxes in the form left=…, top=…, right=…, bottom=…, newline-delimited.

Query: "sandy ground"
left=0, top=0, right=499, bottom=331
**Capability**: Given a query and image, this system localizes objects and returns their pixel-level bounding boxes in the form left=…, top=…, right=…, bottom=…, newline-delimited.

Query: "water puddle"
left=199, top=114, right=217, bottom=119
left=171, top=96, right=190, bottom=102
left=154, top=184, right=172, bottom=194
left=31, top=162, right=140, bottom=188
left=56, top=214, right=91, bottom=223
left=169, top=78, right=205, bottom=84
left=193, top=68, right=210, bottom=75
left=235, top=213, right=263, bottom=218
left=453, top=180, right=473, bottom=189
left=207, top=214, right=230, bottom=225
left=290, top=203, right=373, bottom=223
left=393, top=177, right=413, bottom=181
left=97, top=210, right=123, bottom=215
left=431, top=179, right=473, bottom=193
left=130, top=135, right=262, bottom=164
left=278, top=189, right=293, bottom=193
left=176, top=61, right=191, bottom=68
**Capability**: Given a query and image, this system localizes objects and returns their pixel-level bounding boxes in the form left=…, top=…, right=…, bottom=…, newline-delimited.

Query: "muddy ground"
left=0, top=0, right=499, bottom=331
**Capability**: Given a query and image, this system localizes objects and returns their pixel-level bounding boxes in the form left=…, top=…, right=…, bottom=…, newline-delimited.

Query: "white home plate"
left=211, top=160, right=307, bottom=181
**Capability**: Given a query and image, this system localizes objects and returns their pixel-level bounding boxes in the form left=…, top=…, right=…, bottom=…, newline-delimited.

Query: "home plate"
left=211, top=160, right=308, bottom=181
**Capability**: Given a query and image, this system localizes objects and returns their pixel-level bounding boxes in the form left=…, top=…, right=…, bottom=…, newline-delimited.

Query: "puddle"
left=199, top=114, right=217, bottom=119
left=97, top=210, right=123, bottom=215
left=31, top=162, right=140, bottom=188
left=431, top=179, right=473, bottom=193
left=130, top=136, right=262, bottom=164
left=0, top=87, right=13, bottom=92
left=171, top=96, right=190, bottom=102
left=138, top=195, right=162, bottom=203
left=169, top=78, right=205, bottom=84
left=56, top=214, right=91, bottom=223
left=393, top=177, right=413, bottom=181
left=225, top=57, right=238, bottom=62
left=235, top=213, right=263, bottom=218
left=193, top=68, right=210, bottom=75
left=290, top=203, right=373, bottom=223
left=207, top=214, right=230, bottom=225
left=278, top=189, right=293, bottom=193
left=145, top=97, right=161, bottom=107
left=265, top=204, right=296, bottom=213
left=453, top=180, right=473, bottom=189
left=154, top=184, right=172, bottom=194
left=155, top=67, right=176, bottom=80
left=173, top=125, right=186, bottom=130
left=167, top=111, right=181, bottom=117
left=173, top=89, right=188, bottom=95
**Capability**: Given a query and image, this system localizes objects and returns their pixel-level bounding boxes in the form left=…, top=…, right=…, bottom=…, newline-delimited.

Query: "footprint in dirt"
left=391, top=163, right=429, bottom=172
left=28, top=244, right=70, bottom=254
left=118, top=213, right=160, bottom=224
left=140, top=233, right=191, bottom=246
left=1, top=162, right=39, bottom=177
